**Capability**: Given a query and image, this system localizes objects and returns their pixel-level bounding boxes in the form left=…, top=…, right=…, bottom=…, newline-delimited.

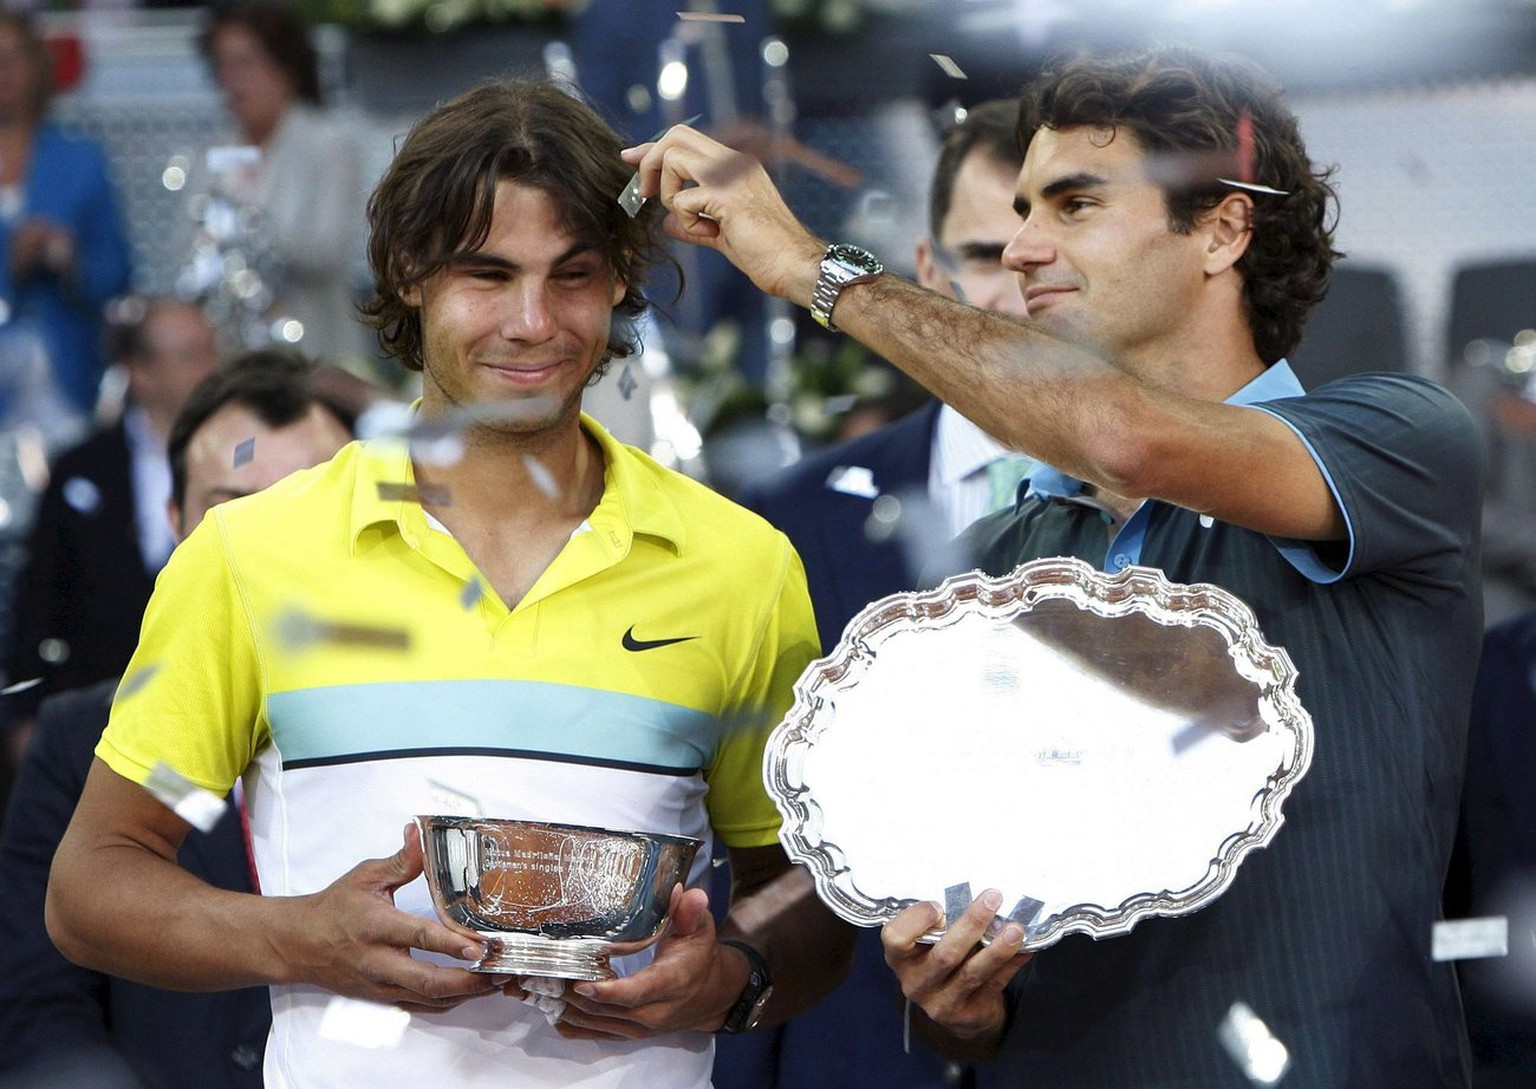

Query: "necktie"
left=985, top=454, right=1035, bottom=514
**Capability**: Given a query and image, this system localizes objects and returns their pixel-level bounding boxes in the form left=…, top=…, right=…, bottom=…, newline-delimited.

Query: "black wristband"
left=717, top=938, right=774, bottom=1034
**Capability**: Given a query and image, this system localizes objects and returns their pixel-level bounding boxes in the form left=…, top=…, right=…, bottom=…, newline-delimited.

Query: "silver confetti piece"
left=144, top=761, right=227, bottom=834
left=1218, top=1001, right=1290, bottom=1086
left=460, top=577, right=484, bottom=611
left=0, top=677, right=42, bottom=696
left=1217, top=178, right=1292, bottom=196
left=377, top=481, right=452, bottom=506
left=521, top=455, right=561, bottom=500
left=617, top=360, right=638, bottom=400
left=1432, top=917, right=1509, bottom=961
left=232, top=437, right=255, bottom=468
left=944, top=882, right=972, bottom=928
left=116, top=664, right=163, bottom=702
left=677, top=11, right=746, bottom=21
left=930, top=54, right=967, bottom=80
left=275, top=609, right=412, bottom=654
left=617, top=114, right=703, bottom=218
left=1006, top=895, right=1044, bottom=929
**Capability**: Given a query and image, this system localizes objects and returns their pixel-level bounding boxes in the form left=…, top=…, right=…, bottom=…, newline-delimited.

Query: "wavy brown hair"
left=1018, top=45, right=1340, bottom=364
left=360, top=79, right=671, bottom=374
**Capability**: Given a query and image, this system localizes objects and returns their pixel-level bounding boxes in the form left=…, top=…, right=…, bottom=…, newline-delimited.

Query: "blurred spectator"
left=1447, top=608, right=1536, bottom=1088
left=0, top=299, right=216, bottom=808
left=191, top=2, right=369, bottom=365
left=0, top=10, right=133, bottom=418
left=0, top=352, right=355, bottom=1089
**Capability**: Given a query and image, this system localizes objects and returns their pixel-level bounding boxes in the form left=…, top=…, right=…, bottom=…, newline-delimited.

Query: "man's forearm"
left=47, top=832, right=293, bottom=992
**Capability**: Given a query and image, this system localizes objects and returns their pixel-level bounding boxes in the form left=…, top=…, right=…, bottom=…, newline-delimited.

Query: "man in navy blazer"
left=715, top=100, right=1034, bottom=1089
left=0, top=355, right=354, bottom=1088
left=1, top=300, right=217, bottom=814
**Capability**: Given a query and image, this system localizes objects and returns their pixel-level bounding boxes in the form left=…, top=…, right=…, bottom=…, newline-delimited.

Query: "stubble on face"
left=411, top=181, right=626, bottom=451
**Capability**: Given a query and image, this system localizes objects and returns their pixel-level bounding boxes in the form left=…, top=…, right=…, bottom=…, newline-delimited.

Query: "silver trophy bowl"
left=416, top=815, right=702, bottom=981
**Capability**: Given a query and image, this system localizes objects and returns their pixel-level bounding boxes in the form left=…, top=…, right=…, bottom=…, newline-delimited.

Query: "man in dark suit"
left=0, top=299, right=217, bottom=803
left=714, top=100, right=1032, bottom=1089
left=0, top=355, right=354, bottom=1088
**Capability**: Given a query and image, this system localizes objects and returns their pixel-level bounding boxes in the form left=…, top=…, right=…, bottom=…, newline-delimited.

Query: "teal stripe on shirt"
left=268, top=680, right=718, bottom=771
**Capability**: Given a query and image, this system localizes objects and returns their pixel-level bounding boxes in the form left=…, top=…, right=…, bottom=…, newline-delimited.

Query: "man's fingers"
left=397, top=912, right=485, bottom=963
left=667, top=885, right=711, bottom=937
left=882, top=900, right=944, bottom=961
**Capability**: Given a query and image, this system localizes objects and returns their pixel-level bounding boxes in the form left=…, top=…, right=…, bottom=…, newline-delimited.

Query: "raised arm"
left=622, top=126, right=1341, bottom=542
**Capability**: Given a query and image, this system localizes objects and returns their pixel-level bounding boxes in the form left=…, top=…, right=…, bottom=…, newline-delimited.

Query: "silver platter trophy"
left=417, top=816, right=701, bottom=980
left=764, top=557, right=1314, bottom=950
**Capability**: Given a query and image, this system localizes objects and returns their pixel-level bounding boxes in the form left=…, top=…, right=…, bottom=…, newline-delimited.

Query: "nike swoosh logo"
left=622, top=626, right=699, bottom=652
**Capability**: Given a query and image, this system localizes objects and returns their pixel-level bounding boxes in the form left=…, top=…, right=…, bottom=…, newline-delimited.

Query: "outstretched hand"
left=534, top=883, right=742, bottom=1041
left=282, top=823, right=505, bottom=1010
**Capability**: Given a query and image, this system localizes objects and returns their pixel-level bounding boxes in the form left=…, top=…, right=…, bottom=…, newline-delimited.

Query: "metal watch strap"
left=716, top=938, right=773, bottom=1034
left=810, top=243, right=882, bottom=331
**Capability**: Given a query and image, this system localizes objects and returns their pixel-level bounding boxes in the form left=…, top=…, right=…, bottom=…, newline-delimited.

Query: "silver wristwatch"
left=810, top=243, right=883, bottom=331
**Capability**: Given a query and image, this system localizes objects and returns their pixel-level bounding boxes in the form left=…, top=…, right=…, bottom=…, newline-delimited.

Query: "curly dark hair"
left=1018, top=45, right=1340, bottom=364
left=359, top=79, right=673, bottom=375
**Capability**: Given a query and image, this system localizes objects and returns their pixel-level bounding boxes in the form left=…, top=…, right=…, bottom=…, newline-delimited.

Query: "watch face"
left=828, top=244, right=882, bottom=276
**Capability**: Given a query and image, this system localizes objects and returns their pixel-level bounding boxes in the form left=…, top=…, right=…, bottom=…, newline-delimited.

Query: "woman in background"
left=0, top=11, right=132, bottom=421
left=197, top=2, right=368, bottom=366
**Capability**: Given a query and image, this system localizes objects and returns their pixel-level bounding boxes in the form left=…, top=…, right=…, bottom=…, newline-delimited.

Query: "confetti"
left=826, top=465, right=879, bottom=500
left=677, top=11, right=746, bottom=22
left=617, top=114, right=703, bottom=218
left=377, top=481, right=453, bottom=506
left=944, top=882, right=972, bottom=928
left=1171, top=719, right=1217, bottom=754
left=617, top=361, right=638, bottom=401
left=426, top=779, right=484, bottom=817
left=0, top=677, right=42, bottom=696
left=354, top=399, right=416, bottom=441
left=1432, top=917, right=1509, bottom=961
left=1006, top=895, right=1044, bottom=929
left=862, top=487, right=974, bottom=583
left=232, top=437, right=256, bottom=468
left=318, top=996, right=410, bottom=1050
left=460, top=577, right=484, bottom=611
left=144, top=761, right=228, bottom=833
left=616, top=173, right=647, bottom=218
left=1217, top=179, right=1292, bottom=197
left=275, top=609, right=412, bottom=654
left=930, top=53, right=967, bottom=80
left=521, top=455, right=561, bottom=500
left=206, top=145, right=261, bottom=173
left=116, top=664, right=162, bottom=702
left=1218, top=1001, right=1290, bottom=1086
